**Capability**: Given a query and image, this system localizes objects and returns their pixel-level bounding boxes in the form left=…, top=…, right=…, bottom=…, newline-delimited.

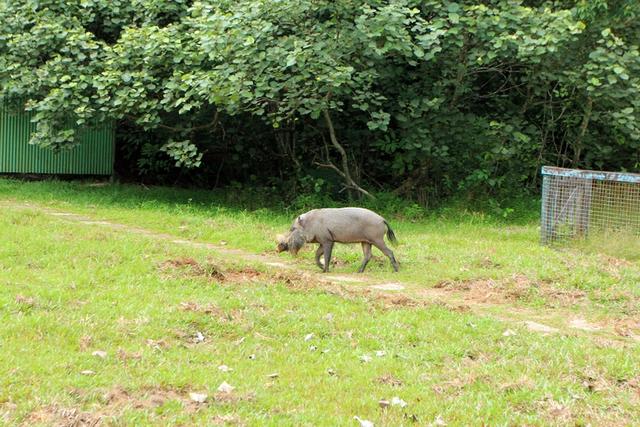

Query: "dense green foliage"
left=1, top=0, right=639, bottom=198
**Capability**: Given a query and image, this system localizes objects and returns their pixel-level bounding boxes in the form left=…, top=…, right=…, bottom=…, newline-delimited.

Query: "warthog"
left=276, top=207, right=399, bottom=273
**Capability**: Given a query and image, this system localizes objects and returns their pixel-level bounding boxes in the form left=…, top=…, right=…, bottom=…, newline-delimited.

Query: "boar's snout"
left=275, top=234, right=289, bottom=253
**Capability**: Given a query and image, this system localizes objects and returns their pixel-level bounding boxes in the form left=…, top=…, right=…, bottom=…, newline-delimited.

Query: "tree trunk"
left=572, top=97, right=593, bottom=167
left=321, top=110, right=374, bottom=199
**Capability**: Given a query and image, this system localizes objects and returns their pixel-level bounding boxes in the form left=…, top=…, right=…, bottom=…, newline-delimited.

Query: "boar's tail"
left=384, top=220, right=398, bottom=246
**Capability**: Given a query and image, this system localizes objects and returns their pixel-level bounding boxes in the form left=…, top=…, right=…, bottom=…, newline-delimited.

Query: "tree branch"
left=320, top=110, right=375, bottom=199
left=154, top=110, right=220, bottom=133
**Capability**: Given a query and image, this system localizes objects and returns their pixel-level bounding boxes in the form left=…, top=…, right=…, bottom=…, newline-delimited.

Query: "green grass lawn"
left=1, top=178, right=639, bottom=425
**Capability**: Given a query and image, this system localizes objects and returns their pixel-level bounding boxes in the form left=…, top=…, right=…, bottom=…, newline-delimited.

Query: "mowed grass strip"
left=1, top=178, right=639, bottom=319
left=1, top=205, right=640, bottom=425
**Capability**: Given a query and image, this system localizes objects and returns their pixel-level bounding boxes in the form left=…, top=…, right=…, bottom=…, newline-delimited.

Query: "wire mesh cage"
left=541, top=166, right=640, bottom=244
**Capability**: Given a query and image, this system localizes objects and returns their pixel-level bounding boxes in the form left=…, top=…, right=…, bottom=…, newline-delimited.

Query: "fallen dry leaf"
left=375, top=350, right=386, bottom=357
left=502, top=329, right=517, bottom=337
left=354, top=416, right=374, bottom=427
left=432, top=414, right=447, bottom=426
left=145, top=338, right=169, bottom=349
left=116, top=349, right=142, bottom=362
left=391, top=397, right=407, bottom=408
left=80, top=370, right=95, bottom=376
left=267, top=373, right=279, bottom=379
left=189, top=392, right=208, bottom=404
left=304, top=333, right=314, bottom=341
left=360, top=355, right=372, bottom=363
left=218, top=365, right=232, bottom=372
left=379, top=399, right=390, bottom=409
left=15, top=295, right=35, bottom=306
left=217, top=381, right=235, bottom=394
left=524, top=321, right=559, bottom=334
left=79, top=336, right=93, bottom=351
left=91, top=350, right=107, bottom=359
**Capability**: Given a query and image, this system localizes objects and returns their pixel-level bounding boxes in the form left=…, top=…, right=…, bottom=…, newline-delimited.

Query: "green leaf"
left=447, top=3, right=460, bottom=13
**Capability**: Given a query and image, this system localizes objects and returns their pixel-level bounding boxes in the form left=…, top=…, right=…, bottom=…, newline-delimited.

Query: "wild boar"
left=276, top=207, right=399, bottom=273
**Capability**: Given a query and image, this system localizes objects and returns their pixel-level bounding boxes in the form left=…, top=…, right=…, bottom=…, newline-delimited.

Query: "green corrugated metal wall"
left=0, top=102, right=115, bottom=175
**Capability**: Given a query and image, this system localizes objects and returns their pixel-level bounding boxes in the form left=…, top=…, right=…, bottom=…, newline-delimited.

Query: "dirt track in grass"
left=3, top=200, right=639, bottom=346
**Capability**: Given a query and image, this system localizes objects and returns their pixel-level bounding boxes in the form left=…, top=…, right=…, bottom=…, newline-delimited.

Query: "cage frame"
left=540, top=166, right=640, bottom=244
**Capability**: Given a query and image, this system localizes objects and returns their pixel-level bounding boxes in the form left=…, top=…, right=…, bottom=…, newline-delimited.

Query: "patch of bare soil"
left=79, top=335, right=93, bottom=352
left=376, top=293, right=426, bottom=308
left=598, top=254, right=635, bottom=280
left=14, top=295, right=36, bottom=307
left=498, top=377, right=535, bottom=393
left=535, top=396, right=574, bottom=425
left=224, top=267, right=262, bottom=283
left=212, top=391, right=256, bottom=404
left=159, top=257, right=266, bottom=286
left=621, top=376, right=640, bottom=397
left=178, top=301, right=244, bottom=323
left=25, top=385, right=251, bottom=426
left=23, top=405, right=100, bottom=427
left=476, top=257, right=502, bottom=269
left=145, top=338, right=170, bottom=351
left=159, top=257, right=226, bottom=281
left=269, top=270, right=454, bottom=313
left=432, top=374, right=489, bottom=397
left=432, top=274, right=586, bottom=307
left=605, top=317, right=640, bottom=340
left=103, top=386, right=186, bottom=411
left=1, top=402, right=17, bottom=424
left=529, top=369, right=640, bottom=426
left=116, top=348, right=143, bottom=364
left=376, top=374, right=403, bottom=387
left=270, top=270, right=320, bottom=291
left=369, top=283, right=405, bottom=291
left=210, top=414, right=245, bottom=425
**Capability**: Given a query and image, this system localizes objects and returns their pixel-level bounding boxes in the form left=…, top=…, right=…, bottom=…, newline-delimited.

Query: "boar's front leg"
left=314, top=244, right=324, bottom=270
left=322, top=241, right=334, bottom=273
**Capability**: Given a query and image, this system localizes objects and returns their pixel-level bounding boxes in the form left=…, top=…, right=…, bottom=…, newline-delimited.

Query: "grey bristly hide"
left=276, top=207, right=399, bottom=273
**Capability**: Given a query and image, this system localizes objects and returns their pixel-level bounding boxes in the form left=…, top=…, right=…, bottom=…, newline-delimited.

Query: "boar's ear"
left=297, top=215, right=305, bottom=227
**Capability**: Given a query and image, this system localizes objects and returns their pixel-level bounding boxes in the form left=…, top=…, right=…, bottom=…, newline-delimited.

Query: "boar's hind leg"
left=314, top=245, right=324, bottom=270
left=358, top=243, right=372, bottom=273
left=322, top=241, right=334, bottom=273
left=372, top=239, right=399, bottom=272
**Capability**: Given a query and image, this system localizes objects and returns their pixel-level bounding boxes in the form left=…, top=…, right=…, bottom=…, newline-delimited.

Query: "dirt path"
left=3, top=200, right=638, bottom=345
